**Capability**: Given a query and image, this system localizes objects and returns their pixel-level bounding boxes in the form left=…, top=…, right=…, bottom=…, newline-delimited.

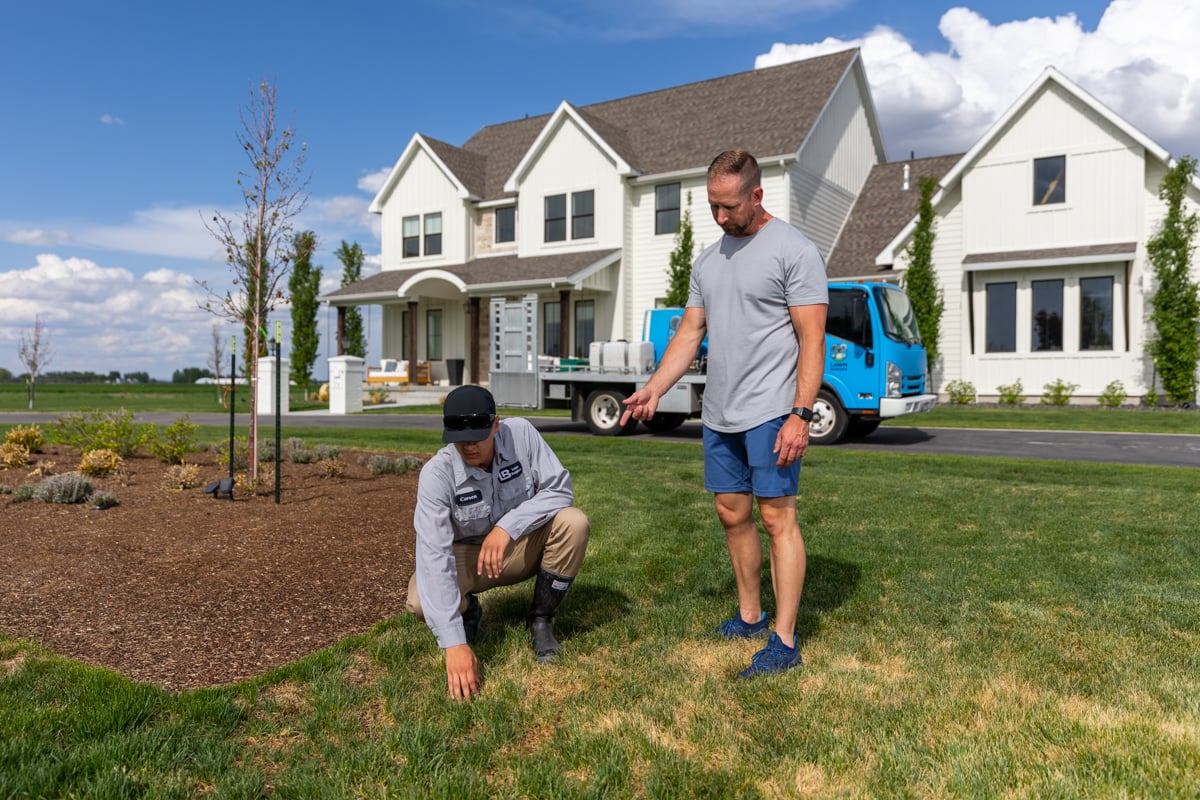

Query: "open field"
left=2, top=416, right=1198, bottom=797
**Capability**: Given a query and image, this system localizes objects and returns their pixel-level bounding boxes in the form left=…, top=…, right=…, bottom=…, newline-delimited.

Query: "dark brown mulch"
left=0, top=444, right=419, bottom=692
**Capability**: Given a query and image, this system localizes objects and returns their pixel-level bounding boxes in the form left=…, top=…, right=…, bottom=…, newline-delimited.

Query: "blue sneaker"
left=737, top=632, right=803, bottom=678
left=714, top=610, right=769, bottom=638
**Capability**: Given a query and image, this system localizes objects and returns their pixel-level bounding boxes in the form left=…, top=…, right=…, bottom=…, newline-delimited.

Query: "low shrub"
left=5, top=424, right=44, bottom=453
left=50, top=409, right=152, bottom=457
left=320, top=456, right=347, bottom=478
left=149, top=415, right=200, bottom=465
left=314, top=445, right=342, bottom=461
left=1099, top=380, right=1128, bottom=408
left=997, top=379, right=1025, bottom=405
left=290, top=449, right=316, bottom=464
left=1, top=442, right=30, bottom=470
left=12, top=484, right=36, bottom=502
left=79, top=449, right=123, bottom=478
left=91, top=492, right=119, bottom=509
left=367, top=454, right=424, bottom=475
left=944, top=379, right=976, bottom=405
left=216, top=438, right=250, bottom=472
left=162, top=463, right=202, bottom=491
left=286, top=437, right=306, bottom=453
left=33, top=472, right=95, bottom=504
left=1041, top=379, right=1080, bottom=406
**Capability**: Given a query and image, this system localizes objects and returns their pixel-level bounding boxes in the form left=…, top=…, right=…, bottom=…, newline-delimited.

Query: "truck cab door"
left=823, top=287, right=877, bottom=413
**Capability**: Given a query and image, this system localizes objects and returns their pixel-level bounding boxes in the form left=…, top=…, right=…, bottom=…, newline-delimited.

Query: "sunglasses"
left=443, top=413, right=495, bottom=431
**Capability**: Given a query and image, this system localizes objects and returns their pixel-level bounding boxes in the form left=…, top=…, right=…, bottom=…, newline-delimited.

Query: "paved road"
left=4, top=410, right=1196, bottom=468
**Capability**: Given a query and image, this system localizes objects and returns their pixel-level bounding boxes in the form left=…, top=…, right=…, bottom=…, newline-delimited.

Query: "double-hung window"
left=574, top=300, right=594, bottom=359
left=543, top=302, right=562, bottom=357
left=545, top=190, right=595, bottom=242
left=655, top=183, right=681, bottom=235
left=403, top=212, right=442, bottom=258
left=426, top=309, right=443, bottom=361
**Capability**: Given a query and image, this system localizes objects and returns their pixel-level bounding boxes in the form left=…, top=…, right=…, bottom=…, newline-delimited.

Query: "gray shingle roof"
left=825, top=154, right=962, bottom=279
left=422, top=49, right=860, bottom=201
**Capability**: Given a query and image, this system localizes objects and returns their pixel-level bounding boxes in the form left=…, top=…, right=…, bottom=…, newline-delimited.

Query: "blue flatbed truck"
left=488, top=281, right=937, bottom=444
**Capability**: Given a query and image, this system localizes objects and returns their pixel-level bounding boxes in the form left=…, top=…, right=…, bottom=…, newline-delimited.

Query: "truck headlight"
left=886, top=361, right=902, bottom=398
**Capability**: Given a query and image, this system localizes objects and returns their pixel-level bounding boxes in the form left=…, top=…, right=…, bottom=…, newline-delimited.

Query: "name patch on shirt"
left=455, top=490, right=483, bottom=506
left=497, top=463, right=524, bottom=483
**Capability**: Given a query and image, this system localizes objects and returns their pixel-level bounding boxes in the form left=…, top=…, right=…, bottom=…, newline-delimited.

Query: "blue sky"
left=2, top=0, right=1195, bottom=380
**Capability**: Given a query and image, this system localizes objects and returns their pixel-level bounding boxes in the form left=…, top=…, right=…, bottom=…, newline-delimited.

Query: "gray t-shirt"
left=688, top=217, right=828, bottom=433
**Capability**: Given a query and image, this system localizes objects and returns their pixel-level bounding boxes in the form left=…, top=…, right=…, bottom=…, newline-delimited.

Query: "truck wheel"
left=809, top=389, right=848, bottom=445
left=585, top=389, right=639, bottom=436
left=644, top=412, right=687, bottom=432
left=845, top=418, right=881, bottom=439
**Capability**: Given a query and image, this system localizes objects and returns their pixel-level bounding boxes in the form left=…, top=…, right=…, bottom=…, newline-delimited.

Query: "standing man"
left=408, top=385, right=590, bottom=701
left=622, top=150, right=827, bottom=678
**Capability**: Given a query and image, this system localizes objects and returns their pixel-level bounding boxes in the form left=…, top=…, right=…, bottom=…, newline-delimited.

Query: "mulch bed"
left=1, top=444, right=420, bottom=692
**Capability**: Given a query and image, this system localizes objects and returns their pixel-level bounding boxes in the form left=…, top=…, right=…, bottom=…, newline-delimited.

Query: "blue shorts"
left=703, top=416, right=801, bottom=498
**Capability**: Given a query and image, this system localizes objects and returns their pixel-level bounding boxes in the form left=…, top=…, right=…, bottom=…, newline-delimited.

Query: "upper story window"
left=1033, top=156, right=1066, bottom=205
left=403, top=212, right=442, bottom=258
left=424, top=213, right=442, bottom=256
left=655, top=183, right=681, bottom=235
left=403, top=215, right=420, bottom=258
left=572, top=191, right=594, bottom=239
left=545, top=190, right=595, bottom=242
left=495, top=206, right=516, bottom=243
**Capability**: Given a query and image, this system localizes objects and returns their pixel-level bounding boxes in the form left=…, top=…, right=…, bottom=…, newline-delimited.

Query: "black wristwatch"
left=790, top=406, right=814, bottom=422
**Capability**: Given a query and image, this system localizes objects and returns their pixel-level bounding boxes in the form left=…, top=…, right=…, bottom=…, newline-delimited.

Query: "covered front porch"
left=319, top=249, right=622, bottom=389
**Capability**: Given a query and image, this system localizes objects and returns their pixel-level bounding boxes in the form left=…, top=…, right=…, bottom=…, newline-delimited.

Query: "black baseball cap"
left=442, top=385, right=498, bottom=443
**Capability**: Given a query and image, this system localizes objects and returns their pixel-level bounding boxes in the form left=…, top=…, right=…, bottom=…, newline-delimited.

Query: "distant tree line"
left=0, top=370, right=152, bottom=384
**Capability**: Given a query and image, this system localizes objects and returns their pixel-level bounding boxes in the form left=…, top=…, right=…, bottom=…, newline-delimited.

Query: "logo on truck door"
left=831, top=343, right=848, bottom=362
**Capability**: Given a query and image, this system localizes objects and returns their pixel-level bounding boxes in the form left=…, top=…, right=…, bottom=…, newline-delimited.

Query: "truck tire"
left=585, top=389, right=639, bottom=436
left=809, top=389, right=848, bottom=445
left=845, top=418, right=881, bottom=439
left=643, top=412, right=687, bottom=432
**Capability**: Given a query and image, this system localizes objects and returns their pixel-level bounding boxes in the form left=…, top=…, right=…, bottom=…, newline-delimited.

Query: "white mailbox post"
left=256, top=356, right=290, bottom=415
left=328, top=355, right=364, bottom=415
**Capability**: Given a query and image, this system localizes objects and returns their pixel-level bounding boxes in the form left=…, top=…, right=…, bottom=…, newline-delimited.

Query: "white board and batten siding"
left=377, top=148, right=467, bottom=272
left=515, top=117, right=624, bottom=259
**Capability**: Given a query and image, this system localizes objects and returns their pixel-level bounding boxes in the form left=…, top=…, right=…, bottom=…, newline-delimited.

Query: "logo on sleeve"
left=497, top=462, right=524, bottom=483
left=455, top=489, right=483, bottom=506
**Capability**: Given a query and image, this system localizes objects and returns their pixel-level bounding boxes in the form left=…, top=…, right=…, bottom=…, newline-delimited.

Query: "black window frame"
left=495, top=206, right=516, bottom=244
left=545, top=194, right=567, bottom=242
left=655, top=183, right=681, bottom=235
left=571, top=190, right=594, bottom=239
left=423, top=212, right=442, bottom=256
left=543, top=301, right=562, bottom=357
left=985, top=282, right=1017, bottom=353
left=402, top=215, right=420, bottom=259
left=1079, top=276, right=1115, bottom=351
left=1033, top=155, right=1066, bottom=206
left=1031, top=278, right=1064, bottom=352
left=426, top=308, right=443, bottom=361
left=574, top=299, right=594, bottom=359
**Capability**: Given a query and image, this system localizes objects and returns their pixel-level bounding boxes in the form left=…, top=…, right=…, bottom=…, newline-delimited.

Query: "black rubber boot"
left=527, top=569, right=573, bottom=664
left=462, top=594, right=482, bottom=646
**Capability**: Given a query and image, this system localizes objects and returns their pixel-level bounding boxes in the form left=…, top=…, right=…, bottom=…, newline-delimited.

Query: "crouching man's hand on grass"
left=446, top=644, right=481, bottom=701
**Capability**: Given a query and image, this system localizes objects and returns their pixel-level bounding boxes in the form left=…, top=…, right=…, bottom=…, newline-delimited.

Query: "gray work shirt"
left=688, top=217, right=828, bottom=432
left=413, top=417, right=574, bottom=648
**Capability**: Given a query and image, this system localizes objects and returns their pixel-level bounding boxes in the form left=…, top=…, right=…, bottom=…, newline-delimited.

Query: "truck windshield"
left=872, top=286, right=922, bottom=344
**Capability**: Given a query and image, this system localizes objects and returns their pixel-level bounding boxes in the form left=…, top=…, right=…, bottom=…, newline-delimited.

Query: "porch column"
left=407, top=300, right=419, bottom=372
left=559, top=289, right=571, bottom=359
left=467, top=296, right=481, bottom=384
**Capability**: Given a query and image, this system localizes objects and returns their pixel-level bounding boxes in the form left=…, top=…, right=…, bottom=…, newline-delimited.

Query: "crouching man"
left=406, top=385, right=590, bottom=701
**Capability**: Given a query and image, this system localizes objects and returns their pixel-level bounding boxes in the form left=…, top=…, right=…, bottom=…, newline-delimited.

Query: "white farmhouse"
left=322, top=50, right=885, bottom=386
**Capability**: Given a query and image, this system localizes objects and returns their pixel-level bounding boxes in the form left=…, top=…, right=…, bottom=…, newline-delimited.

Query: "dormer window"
left=1033, top=156, right=1066, bottom=205
left=545, top=190, right=595, bottom=242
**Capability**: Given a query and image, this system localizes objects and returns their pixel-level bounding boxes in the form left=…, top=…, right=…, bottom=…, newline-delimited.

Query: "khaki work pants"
left=406, top=506, right=589, bottom=618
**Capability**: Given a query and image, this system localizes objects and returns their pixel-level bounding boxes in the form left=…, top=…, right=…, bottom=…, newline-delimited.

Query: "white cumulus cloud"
left=757, top=0, right=1200, bottom=160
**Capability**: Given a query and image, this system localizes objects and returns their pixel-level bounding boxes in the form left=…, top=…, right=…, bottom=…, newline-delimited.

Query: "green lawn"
left=0, top=382, right=324, bottom=413
left=2, top=425, right=1198, bottom=797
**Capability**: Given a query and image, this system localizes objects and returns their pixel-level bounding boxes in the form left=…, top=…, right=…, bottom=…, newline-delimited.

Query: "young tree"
left=288, top=230, right=322, bottom=390
left=335, top=241, right=367, bottom=358
left=17, top=314, right=51, bottom=410
left=903, top=175, right=945, bottom=370
left=1147, top=155, right=1199, bottom=404
left=199, top=80, right=309, bottom=484
left=664, top=191, right=694, bottom=307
